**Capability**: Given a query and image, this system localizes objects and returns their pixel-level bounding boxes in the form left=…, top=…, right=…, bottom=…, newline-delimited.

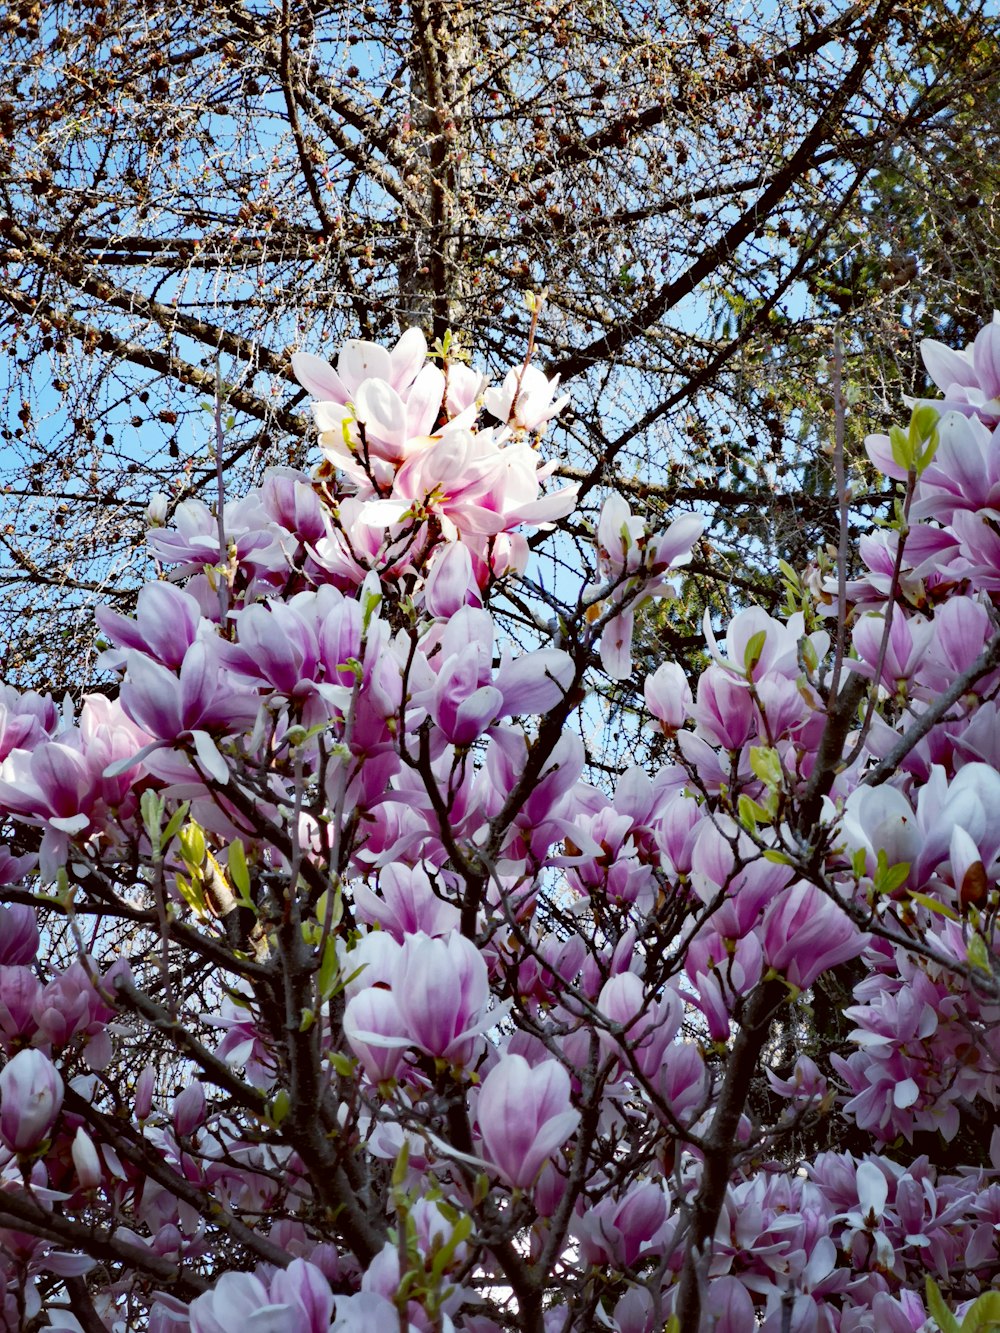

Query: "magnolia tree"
left=1, top=315, right=1000, bottom=1333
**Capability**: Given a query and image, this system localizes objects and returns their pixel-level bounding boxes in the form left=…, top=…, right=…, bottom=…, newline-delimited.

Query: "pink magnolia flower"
left=841, top=785, right=920, bottom=880
left=0, top=966, right=42, bottom=1051
left=0, top=846, right=36, bottom=890
left=95, top=581, right=204, bottom=670
left=393, top=931, right=492, bottom=1065
left=703, top=1278, right=756, bottom=1333
left=331, top=1291, right=423, bottom=1332
left=259, top=466, right=330, bottom=547
left=121, top=641, right=259, bottom=742
left=907, top=410, right=1000, bottom=523
left=706, top=606, right=824, bottom=681
left=362, top=424, right=576, bottom=546
left=0, top=1048, right=64, bottom=1152
left=172, top=1082, right=206, bottom=1138
left=483, top=363, right=569, bottom=433
left=644, top=661, right=692, bottom=734
left=292, top=326, right=430, bottom=405
left=0, top=904, right=39, bottom=964
left=71, top=1127, right=102, bottom=1190
left=693, top=664, right=757, bottom=750
left=353, top=864, right=460, bottom=941
left=343, top=987, right=412, bottom=1083
left=422, top=542, right=482, bottom=617
left=850, top=610, right=934, bottom=692
left=146, top=493, right=287, bottom=580
left=760, top=883, right=868, bottom=990
left=477, top=1054, right=580, bottom=1189
left=599, top=608, right=636, bottom=682
left=914, top=316, right=1000, bottom=424
left=339, top=943, right=411, bottom=1072
left=596, top=493, right=646, bottom=578
left=0, top=741, right=96, bottom=834
left=766, top=1055, right=829, bottom=1109
left=494, top=648, right=575, bottom=716
left=188, top=1259, right=334, bottom=1333
left=0, top=684, right=60, bottom=762
left=912, top=761, right=1000, bottom=884
left=574, top=1180, right=669, bottom=1268
left=428, top=648, right=504, bottom=747
left=834, top=1159, right=896, bottom=1268
left=134, top=1065, right=156, bottom=1121
left=597, top=972, right=682, bottom=1077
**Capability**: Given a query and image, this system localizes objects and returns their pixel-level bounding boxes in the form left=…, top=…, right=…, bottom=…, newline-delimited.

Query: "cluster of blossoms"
left=0, top=323, right=998, bottom=1331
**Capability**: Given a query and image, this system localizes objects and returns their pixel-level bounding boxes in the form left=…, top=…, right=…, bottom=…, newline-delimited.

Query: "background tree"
left=1, top=0, right=998, bottom=692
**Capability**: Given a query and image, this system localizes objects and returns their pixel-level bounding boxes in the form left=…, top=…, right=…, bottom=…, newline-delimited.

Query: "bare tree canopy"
left=1, top=0, right=998, bottom=688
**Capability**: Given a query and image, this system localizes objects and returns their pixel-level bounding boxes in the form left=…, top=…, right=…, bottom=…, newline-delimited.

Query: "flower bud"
left=0, top=904, right=39, bottom=965
left=134, top=1064, right=155, bottom=1121
left=0, top=1048, right=64, bottom=1152
left=72, top=1126, right=102, bottom=1189
left=172, top=1080, right=206, bottom=1137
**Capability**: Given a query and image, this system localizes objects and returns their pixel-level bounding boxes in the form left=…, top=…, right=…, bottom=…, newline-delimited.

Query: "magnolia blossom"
left=574, top=1180, right=669, bottom=1268
left=0, top=1049, right=64, bottom=1152
left=71, top=1127, right=102, bottom=1190
left=0, top=904, right=39, bottom=964
left=644, top=661, right=692, bottom=734
left=835, top=1160, right=896, bottom=1268
left=760, top=883, right=868, bottom=990
left=913, top=315, right=1000, bottom=423
left=393, top=931, right=492, bottom=1064
left=188, top=1260, right=334, bottom=1333
left=477, top=1055, right=580, bottom=1189
left=483, top=363, right=569, bottom=433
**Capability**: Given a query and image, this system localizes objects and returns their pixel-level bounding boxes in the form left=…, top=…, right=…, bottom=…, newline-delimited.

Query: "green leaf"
left=889, top=423, right=913, bottom=472
left=429, top=1211, right=474, bottom=1284
left=872, top=849, right=909, bottom=896
left=749, top=745, right=783, bottom=790
left=317, top=934, right=341, bottom=1002
left=743, top=629, right=767, bottom=674
left=959, top=1291, right=1000, bottom=1331
left=966, top=930, right=992, bottom=972
left=926, top=1277, right=961, bottom=1333
left=140, top=790, right=165, bottom=846
left=909, top=404, right=940, bottom=448
left=361, top=584, right=383, bottom=631
left=392, top=1139, right=410, bottom=1188
left=315, top=885, right=343, bottom=934
left=328, top=1051, right=356, bottom=1078
left=178, top=822, right=206, bottom=871
left=763, top=849, right=792, bottom=865
left=269, top=1089, right=290, bottom=1127
left=890, top=406, right=940, bottom=478
left=777, top=560, right=800, bottom=586
left=917, top=431, right=939, bottom=475
left=174, top=873, right=208, bottom=919
left=160, top=801, right=190, bottom=852
left=54, top=867, right=74, bottom=907
left=228, top=838, right=252, bottom=902
left=738, top=794, right=764, bottom=831
left=908, top=891, right=959, bottom=921
left=472, top=1173, right=490, bottom=1207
